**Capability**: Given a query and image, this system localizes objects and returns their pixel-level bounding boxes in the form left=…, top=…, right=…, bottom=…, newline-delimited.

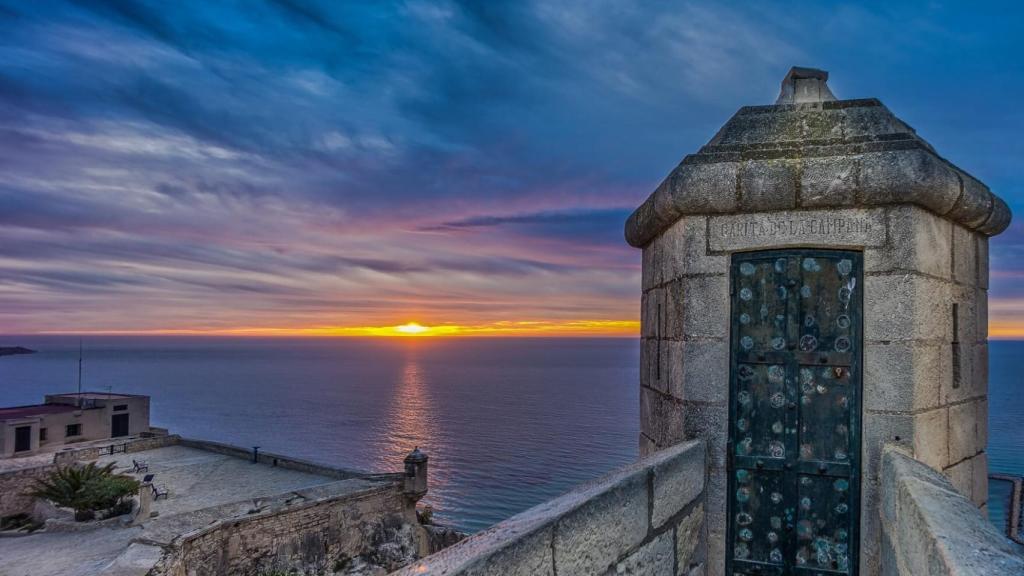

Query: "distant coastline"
left=0, top=346, right=36, bottom=357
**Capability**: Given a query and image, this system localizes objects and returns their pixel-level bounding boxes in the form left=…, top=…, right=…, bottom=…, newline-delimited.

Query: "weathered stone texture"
left=640, top=387, right=684, bottom=448
left=554, top=473, right=649, bottom=575
left=947, top=400, right=982, bottom=464
left=863, top=342, right=945, bottom=412
left=951, top=225, right=978, bottom=286
left=607, top=531, right=674, bottom=576
left=879, top=446, right=1024, bottom=575
left=650, top=441, right=705, bottom=529
left=638, top=432, right=657, bottom=458
left=864, top=206, right=950, bottom=278
left=865, top=274, right=951, bottom=342
left=943, top=457, right=972, bottom=498
left=677, top=276, right=729, bottom=339
left=946, top=172, right=993, bottom=229
left=859, top=150, right=961, bottom=214
left=680, top=404, right=728, bottom=471
left=800, top=155, right=858, bottom=207
left=675, top=502, right=704, bottom=575
left=911, top=408, right=950, bottom=470
left=671, top=340, right=729, bottom=404
left=738, top=159, right=798, bottom=211
left=971, top=452, right=989, bottom=508
left=654, top=217, right=728, bottom=281
left=977, top=236, right=990, bottom=288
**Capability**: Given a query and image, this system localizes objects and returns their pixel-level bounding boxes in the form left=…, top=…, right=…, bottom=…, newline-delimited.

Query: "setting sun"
left=395, top=322, right=430, bottom=335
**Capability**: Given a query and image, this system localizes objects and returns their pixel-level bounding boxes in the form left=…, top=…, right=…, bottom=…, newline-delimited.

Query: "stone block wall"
left=156, top=481, right=409, bottom=576
left=639, top=205, right=992, bottom=576
left=878, top=445, right=1023, bottom=575
left=0, top=463, right=55, bottom=517
left=391, top=440, right=707, bottom=576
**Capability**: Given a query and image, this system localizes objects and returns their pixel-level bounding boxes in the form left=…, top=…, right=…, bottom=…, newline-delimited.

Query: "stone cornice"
left=625, top=100, right=1011, bottom=248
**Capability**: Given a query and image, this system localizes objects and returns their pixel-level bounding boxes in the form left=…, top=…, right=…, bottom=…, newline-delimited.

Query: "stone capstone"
left=625, top=90, right=1011, bottom=248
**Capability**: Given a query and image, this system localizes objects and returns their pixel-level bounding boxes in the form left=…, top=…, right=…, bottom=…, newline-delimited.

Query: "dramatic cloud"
left=0, top=1, right=1021, bottom=335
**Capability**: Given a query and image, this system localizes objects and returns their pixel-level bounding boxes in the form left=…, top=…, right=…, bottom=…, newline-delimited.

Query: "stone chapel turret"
left=626, top=67, right=1011, bottom=576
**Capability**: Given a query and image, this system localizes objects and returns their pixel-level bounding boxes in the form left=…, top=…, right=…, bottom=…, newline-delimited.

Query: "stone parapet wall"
left=392, top=440, right=706, bottom=576
left=52, top=433, right=181, bottom=465
left=177, top=437, right=371, bottom=480
left=155, top=480, right=409, bottom=576
left=879, top=445, right=1024, bottom=575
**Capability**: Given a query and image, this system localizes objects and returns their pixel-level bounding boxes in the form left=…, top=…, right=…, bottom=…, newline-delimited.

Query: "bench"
left=132, top=459, right=149, bottom=473
left=152, top=484, right=168, bottom=500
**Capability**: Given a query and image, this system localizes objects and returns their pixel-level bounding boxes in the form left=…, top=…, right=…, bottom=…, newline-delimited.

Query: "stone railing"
left=879, top=445, right=1024, bottom=575
left=392, top=440, right=707, bottom=576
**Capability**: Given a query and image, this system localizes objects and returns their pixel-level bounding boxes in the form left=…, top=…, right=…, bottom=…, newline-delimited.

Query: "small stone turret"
left=403, top=447, right=428, bottom=502
left=627, top=67, right=1010, bottom=576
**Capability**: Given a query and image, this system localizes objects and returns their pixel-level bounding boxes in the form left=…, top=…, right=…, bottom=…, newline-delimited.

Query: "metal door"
left=14, top=425, right=31, bottom=452
left=727, top=249, right=862, bottom=575
left=111, top=413, right=130, bottom=437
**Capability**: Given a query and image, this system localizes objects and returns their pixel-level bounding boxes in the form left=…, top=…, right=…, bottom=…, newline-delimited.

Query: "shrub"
left=32, top=462, right=140, bottom=521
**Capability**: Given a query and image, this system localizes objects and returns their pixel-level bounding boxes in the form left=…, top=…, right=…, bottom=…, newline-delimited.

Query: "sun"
left=395, top=322, right=430, bottom=335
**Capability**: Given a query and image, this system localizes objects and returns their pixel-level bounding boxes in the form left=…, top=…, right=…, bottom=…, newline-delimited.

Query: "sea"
left=0, top=336, right=1020, bottom=534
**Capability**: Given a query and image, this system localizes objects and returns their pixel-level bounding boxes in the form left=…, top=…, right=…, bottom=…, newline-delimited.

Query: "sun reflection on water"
left=370, top=343, right=447, bottom=503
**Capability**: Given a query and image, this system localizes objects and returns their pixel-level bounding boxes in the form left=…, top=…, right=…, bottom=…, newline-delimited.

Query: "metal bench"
left=151, top=484, right=168, bottom=500
left=131, top=459, right=149, bottom=473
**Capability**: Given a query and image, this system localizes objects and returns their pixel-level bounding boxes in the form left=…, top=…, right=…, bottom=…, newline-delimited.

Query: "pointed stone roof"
left=625, top=67, right=1011, bottom=248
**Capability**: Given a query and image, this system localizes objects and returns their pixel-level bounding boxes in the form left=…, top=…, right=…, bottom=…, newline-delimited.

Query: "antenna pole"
left=77, top=339, right=83, bottom=408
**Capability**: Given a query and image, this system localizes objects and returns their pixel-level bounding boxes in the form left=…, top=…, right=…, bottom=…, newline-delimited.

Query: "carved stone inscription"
left=709, top=209, right=886, bottom=252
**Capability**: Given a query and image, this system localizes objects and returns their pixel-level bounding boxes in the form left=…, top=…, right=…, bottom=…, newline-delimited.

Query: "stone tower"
left=626, top=67, right=1011, bottom=576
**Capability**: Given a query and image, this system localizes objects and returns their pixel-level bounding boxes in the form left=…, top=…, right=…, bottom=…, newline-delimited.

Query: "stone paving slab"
left=96, top=445, right=338, bottom=517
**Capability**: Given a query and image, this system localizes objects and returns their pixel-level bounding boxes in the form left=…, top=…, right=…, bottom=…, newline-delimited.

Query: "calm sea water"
left=0, top=336, right=638, bottom=532
left=0, top=337, right=1020, bottom=533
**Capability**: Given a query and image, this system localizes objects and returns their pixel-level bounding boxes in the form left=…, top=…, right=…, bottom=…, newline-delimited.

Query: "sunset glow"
left=0, top=3, right=1021, bottom=338
left=38, top=320, right=641, bottom=338
left=395, top=322, right=430, bottom=335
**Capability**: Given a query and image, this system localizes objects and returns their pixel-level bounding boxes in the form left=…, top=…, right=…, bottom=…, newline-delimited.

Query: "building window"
left=40, top=428, right=47, bottom=442
left=66, top=423, right=82, bottom=438
left=113, top=404, right=128, bottom=411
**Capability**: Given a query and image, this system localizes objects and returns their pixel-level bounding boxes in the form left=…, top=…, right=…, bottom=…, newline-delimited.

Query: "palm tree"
left=31, top=462, right=132, bottom=521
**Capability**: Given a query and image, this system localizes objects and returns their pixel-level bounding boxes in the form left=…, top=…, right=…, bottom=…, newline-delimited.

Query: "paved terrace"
left=0, top=444, right=388, bottom=576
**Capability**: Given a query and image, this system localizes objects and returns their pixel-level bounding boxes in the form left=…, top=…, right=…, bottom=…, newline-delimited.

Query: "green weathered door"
left=727, top=249, right=862, bottom=576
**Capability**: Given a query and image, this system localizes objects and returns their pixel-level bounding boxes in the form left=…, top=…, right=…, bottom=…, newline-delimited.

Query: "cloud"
left=0, top=1, right=1021, bottom=333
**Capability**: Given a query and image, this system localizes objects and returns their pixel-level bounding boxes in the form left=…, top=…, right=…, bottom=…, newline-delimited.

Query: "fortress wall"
left=878, top=445, right=1023, bottom=575
left=391, top=440, right=707, bottom=576
left=155, top=480, right=409, bottom=576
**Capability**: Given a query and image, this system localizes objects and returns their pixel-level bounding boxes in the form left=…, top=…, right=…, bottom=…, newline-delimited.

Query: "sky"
left=0, top=1, right=1022, bottom=337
